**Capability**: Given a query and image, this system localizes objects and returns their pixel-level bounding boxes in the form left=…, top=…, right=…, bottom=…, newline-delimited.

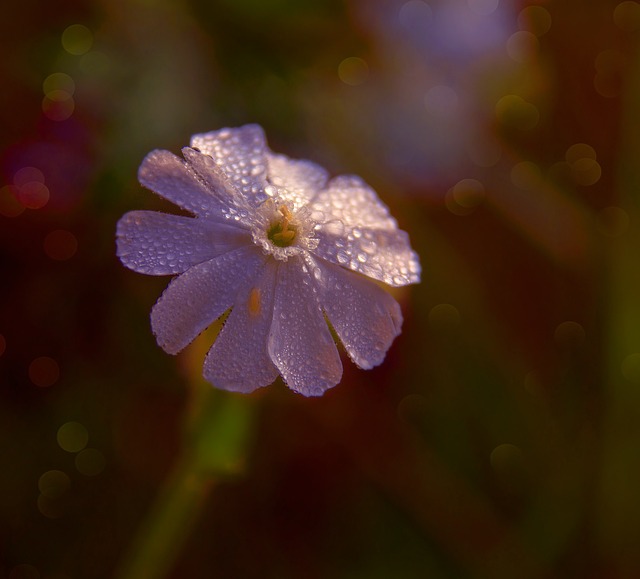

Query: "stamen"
left=267, top=205, right=297, bottom=248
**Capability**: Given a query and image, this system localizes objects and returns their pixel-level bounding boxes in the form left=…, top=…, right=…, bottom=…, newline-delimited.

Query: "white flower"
left=116, top=125, right=420, bottom=396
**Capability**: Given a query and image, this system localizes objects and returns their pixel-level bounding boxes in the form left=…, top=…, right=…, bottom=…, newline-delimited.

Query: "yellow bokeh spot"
left=511, top=161, right=542, bottom=190
left=496, top=95, right=539, bottom=130
left=554, top=321, right=586, bottom=348
left=62, top=24, right=93, bottom=55
left=597, top=206, right=630, bottom=237
left=565, top=143, right=597, bottom=164
left=57, top=421, right=89, bottom=453
left=518, top=5, right=552, bottom=36
left=38, top=470, right=70, bottom=499
left=614, top=1, right=640, bottom=31
left=43, top=73, right=75, bottom=98
left=75, top=448, right=106, bottom=476
left=446, top=178, right=485, bottom=216
left=338, top=57, right=369, bottom=86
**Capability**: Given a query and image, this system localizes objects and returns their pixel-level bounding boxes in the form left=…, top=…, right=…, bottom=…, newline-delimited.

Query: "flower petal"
left=181, top=148, right=256, bottom=226
left=313, top=227, right=421, bottom=287
left=309, top=175, right=421, bottom=286
left=310, top=175, right=398, bottom=230
left=266, top=153, right=328, bottom=210
left=151, top=246, right=266, bottom=354
left=309, top=256, right=403, bottom=369
left=116, top=210, right=250, bottom=275
left=204, top=261, right=279, bottom=393
left=190, top=125, right=269, bottom=206
left=267, top=258, right=342, bottom=396
left=138, top=149, right=228, bottom=218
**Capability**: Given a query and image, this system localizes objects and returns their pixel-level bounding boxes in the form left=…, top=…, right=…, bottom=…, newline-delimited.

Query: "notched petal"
left=151, top=247, right=266, bottom=354
left=268, top=258, right=342, bottom=396
left=204, top=261, right=279, bottom=393
left=314, top=227, right=421, bottom=287
left=116, top=210, right=250, bottom=275
left=310, top=175, right=398, bottom=230
left=138, top=149, right=224, bottom=218
left=266, top=153, right=328, bottom=210
left=311, top=257, right=403, bottom=369
left=190, top=125, right=269, bottom=205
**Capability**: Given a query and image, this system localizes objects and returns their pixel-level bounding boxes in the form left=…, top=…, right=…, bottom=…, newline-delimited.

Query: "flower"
left=116, top=125, right=420, bottom=396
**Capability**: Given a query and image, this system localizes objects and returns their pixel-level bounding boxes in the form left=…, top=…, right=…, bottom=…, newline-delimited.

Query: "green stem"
left=115, top=390, right=256, bottom=579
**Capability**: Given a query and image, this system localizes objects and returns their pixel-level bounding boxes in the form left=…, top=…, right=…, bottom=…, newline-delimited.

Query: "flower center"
left=267, top=205, right=297, bottom=248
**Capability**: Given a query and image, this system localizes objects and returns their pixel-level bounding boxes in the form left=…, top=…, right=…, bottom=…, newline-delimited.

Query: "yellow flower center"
left=267, top=205, right=297, bottom=247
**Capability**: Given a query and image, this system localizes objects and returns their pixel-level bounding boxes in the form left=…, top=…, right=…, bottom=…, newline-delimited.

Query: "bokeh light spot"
left=38, top=470, right=70, bottom=499
left=518, top=6, right=552, bottom=36
left=28, top=356, right=60, bottom=388
left=75, top=448, right=106, bottom=476
left=468, top=0, right=499, bottom=16
left=614, top=1, right=640, bottom=31
left=0, top=185, right=25, bottom=217
left=428, top=303, right=461, bottom=332
left=622, top=353, right=640, bottom=383
left=398, top=0, right=433, bottom=30
left=572, top=158, right=602, bottom=186
left=554, top=321, right=586, bottom=348
left=563, top=143, right=602, bottom=185
left=338, top=57, right=369, bottom=86
left=511, top=161, right=542, bottom=190
left=597, top=206, right=630, bottom=237
left=37, top=494, right=65, bottom=519
left=57, top=421, right=89, bottom=453
left=8, top=564, right=40, bottom=579
left=507, top=31, right=539, bottom=63
left=43, top=73, right=75, bottom=97
left=447, top=178, right=485, bottom=215
left=565, top=143, right=597, bottom=164
left=496, top=95, right=539, bottom=130
left=17, top=182, right=50, bottom=209
left=424, top=85, right=459, bottom=116
left=13, top=166, right=45, bottom=187
left=42, top=92, right=74, bottom=121
left=79, top=51, right=111, bottom=76
left=44, top=230, right=78, bottom=261
left=0, top=333, right=5, bottom=356
left=61, top=24, right=93, bottom=55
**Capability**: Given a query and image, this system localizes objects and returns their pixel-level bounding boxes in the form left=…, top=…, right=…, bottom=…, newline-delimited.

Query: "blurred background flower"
left=2, top=0, right=640, bottom=577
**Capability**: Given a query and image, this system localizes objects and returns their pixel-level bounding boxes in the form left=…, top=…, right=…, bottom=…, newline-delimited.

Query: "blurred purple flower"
left=116, top=125, right=420, bottom=396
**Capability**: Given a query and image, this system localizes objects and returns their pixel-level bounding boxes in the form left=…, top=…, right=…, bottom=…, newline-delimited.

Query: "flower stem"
left=115, top=390, right=256, bottom=579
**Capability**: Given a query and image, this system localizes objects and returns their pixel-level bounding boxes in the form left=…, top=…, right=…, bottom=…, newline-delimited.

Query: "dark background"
left=2, top=0, right=640, bottom=577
